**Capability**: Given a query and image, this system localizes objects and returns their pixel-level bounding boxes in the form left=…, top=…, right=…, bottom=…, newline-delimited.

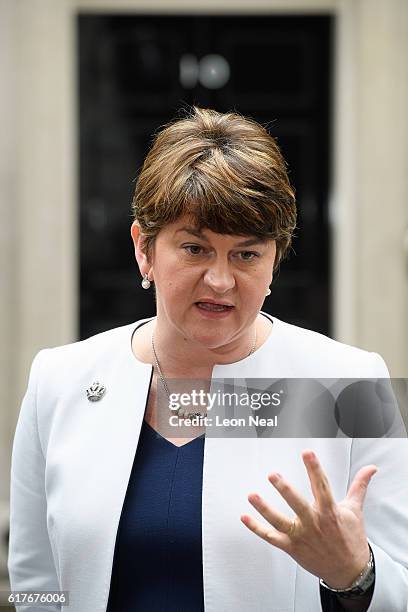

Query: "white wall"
left=0, top=0, right=407, bottom=504
left=0, top=0, right=17, bottom=503
left=332, top=0, right=408, bottom=370
left=0, top=0, right=78, bottom=500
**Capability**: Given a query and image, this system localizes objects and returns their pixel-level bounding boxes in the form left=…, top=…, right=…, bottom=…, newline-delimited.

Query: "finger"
left=240, top=513, right=289, bottom=550
left=268, top=472, right=312, bottom=522
left=302, top=450, right=337, bottom=509
left=345, top=465, right=378, bottom=508
left=247, top=492, right=293, bottom=534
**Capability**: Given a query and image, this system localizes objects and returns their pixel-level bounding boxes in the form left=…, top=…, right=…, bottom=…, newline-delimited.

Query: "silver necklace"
left=151, top=327, right=257, bottom=420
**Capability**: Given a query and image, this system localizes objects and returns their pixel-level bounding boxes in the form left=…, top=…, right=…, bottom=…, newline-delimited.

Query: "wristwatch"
left=319, top=545, right=375, bottom=599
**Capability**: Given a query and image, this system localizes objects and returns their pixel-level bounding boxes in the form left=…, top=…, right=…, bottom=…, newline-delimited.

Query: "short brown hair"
left=131, top=106, right=296, bottom=270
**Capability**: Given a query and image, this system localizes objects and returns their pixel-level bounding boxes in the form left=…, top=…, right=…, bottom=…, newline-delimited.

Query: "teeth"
left=197, top=302, right=230, bottom=311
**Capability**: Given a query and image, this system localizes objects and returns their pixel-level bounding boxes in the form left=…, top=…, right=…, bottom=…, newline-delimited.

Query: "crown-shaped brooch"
left=86, top=381, right=106, bottom=402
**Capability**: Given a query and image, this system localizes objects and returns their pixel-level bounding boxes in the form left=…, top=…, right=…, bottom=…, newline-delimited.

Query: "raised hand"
left=240, top=449, right=377, bottom=589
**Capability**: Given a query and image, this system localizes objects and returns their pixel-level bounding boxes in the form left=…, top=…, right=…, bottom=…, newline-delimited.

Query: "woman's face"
left=132, top=214, right=276, bottom=350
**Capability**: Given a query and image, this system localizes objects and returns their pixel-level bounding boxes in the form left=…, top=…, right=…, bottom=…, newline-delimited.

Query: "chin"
left=189, top=328, right=233, bottom=350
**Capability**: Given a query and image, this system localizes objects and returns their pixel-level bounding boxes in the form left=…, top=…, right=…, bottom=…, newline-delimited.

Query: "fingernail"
left=269, top=473, right=282, bottom=482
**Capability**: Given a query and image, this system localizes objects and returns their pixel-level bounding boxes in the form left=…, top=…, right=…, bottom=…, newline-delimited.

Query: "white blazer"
left=8, top=313, right=408, bottom=611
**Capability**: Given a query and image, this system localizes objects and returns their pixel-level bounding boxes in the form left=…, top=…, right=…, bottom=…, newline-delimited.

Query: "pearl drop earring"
left=141, top=274, right=151, bottom=289
left=266, top=287, right=271, bottom=296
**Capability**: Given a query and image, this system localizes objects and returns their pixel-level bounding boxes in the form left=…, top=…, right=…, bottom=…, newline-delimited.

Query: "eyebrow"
left=175, top=227, right=266, bottom=247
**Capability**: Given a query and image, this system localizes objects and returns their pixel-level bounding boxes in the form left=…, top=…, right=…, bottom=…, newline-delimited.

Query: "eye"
left=238, top=251, right=259, bottom=261
left=183, top=244, right=204, bottom=256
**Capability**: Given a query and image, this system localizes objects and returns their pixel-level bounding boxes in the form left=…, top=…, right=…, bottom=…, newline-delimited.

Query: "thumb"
left=345, top=465, right=378, bottom=507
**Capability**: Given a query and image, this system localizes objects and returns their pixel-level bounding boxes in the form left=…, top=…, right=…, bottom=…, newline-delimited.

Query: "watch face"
left=336, top=571, right=375, bottom=599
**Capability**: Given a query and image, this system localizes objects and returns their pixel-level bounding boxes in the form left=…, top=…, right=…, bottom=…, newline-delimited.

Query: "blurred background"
left=0, top=0, right=407, bottom=600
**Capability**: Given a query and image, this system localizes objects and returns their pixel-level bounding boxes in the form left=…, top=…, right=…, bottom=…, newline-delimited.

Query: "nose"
left=203, top=258, right=235, bottom=294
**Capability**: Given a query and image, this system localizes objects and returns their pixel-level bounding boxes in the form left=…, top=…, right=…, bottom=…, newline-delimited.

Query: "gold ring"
left=287, top=518, right=297, bottom=537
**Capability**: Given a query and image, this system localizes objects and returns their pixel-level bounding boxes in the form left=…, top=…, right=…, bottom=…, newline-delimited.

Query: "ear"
left=130, top=221, right=154, bottom=281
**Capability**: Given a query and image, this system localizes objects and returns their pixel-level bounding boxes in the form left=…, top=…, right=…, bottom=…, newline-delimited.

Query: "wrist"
left=319, top=544, right=375, bottom=599
left=320, top=544, right=371, bottom=590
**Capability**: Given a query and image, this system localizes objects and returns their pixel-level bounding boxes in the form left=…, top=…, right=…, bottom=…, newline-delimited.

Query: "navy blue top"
left=106, top=418, right=205, bottom=612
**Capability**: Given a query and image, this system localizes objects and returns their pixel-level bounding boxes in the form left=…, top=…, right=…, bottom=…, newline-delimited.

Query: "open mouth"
left=195, top=302, right=234, bottom=312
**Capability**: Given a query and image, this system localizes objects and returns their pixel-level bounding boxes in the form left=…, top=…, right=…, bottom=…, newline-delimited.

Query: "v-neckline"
left=142, top=418, right=205, bottom=449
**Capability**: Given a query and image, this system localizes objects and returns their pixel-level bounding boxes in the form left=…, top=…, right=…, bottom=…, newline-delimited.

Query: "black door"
left=78, top=13, right=332, bottom=339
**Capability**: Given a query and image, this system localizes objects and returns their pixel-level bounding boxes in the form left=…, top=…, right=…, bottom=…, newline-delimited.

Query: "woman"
left=8, top=107, right=408, bottom=612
